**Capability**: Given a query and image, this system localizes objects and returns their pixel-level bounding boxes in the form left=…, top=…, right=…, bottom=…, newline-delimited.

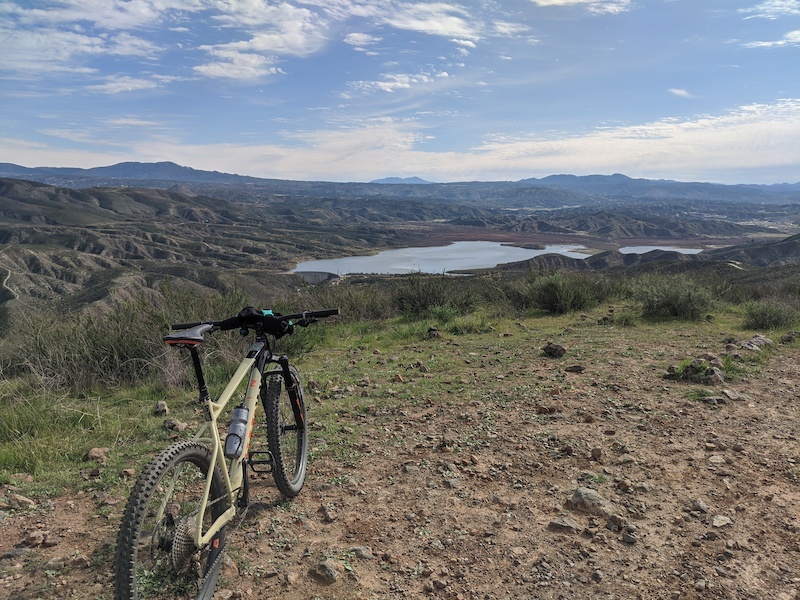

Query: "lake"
left=292, top=241, right=707, bottom=276
left=293, top=241, right=707, bottom=276
left=620, top=245, right=703, bottom=254
left=292, top=241, right=590, bottom=275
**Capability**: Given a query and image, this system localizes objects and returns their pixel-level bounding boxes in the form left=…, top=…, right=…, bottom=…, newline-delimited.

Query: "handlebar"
left=170, top=307, right=341, bottom=334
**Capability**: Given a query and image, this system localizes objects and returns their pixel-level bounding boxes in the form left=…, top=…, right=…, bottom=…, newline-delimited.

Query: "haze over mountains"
left=1, top=162, right=798, bottom=208
left=1, top=161, right=800, bottom=312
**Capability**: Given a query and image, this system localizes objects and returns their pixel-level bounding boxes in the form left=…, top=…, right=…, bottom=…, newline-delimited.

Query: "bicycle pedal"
left=247, top=451, right=274, bottom=474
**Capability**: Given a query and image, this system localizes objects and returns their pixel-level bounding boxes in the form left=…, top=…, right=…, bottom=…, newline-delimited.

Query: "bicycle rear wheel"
left=262, top=365, right=308, bottom=497
left=114, top=440, right=229, bottom=600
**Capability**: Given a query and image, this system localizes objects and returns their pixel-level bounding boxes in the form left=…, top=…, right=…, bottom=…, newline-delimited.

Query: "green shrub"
left=392, top=274, right=476, bottom=319
left=741, top=300, right=799, bottom=330
left=636, top=274, right=712, bottom=321
left=527, top=273, right=604, bottom=314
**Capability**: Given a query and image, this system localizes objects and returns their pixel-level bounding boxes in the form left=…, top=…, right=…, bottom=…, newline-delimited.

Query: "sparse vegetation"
left=741, top=299, right=800, bottom=330
left=635, top=273, right=713, bottom=321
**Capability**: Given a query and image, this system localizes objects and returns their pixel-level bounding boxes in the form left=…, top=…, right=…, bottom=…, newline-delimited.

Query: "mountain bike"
left=114, top=306, right=340, bottom=600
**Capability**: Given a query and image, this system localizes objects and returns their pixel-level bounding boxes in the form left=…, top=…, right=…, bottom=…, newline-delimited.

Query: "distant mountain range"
left=1, top=161, right=798, bottom=208
left=370, top=176, right=433, bottom=184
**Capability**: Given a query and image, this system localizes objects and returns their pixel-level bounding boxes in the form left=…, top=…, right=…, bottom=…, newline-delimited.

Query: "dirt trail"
left=2, top=318, right=799, bottom=599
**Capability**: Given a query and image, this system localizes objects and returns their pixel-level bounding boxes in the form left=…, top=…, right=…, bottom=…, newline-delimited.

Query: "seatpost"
left=188, top=346, right=210, bottom=402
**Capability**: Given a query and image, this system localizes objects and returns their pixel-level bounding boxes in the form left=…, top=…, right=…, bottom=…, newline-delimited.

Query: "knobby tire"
left=263, top=366, right=308, bottom=497
left=114, top=440, right=229, bottom=600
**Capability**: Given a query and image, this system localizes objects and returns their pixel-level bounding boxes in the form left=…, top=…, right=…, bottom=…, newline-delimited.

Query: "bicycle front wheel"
left=262, top=365, right=308, bottom=497
left=114, top=440, right=229, bottom=600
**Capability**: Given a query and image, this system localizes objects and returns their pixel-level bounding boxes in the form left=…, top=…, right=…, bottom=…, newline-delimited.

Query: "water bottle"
left=224, top=405, right=249, bottom=459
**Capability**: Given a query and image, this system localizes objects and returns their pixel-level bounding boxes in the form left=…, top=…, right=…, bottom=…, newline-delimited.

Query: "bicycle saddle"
left=164, top=323, right=214, bottom=346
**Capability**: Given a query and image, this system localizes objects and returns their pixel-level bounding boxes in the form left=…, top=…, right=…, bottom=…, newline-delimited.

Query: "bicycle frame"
left=158, top=335, right=281, bottom=550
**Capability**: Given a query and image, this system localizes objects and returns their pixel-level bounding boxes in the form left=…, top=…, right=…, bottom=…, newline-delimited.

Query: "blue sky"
left=1, top=0, right=798, bottom=184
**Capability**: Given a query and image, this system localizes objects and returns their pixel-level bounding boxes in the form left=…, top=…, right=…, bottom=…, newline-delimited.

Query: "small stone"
left=41, top=557, right=67, bottom=571
left=621, top=532, right=637, bottom=544
left=543, top=342, right=567, bottom=357
left=691, top=498, right=710, bottom=513
left=592, top=570, right=603, bottom=583
left=71, top=554, right=90, bottom=568
left=285, top=572, right=300, bottom=585
left=566, top=487, right=615, bottom=518
left=310, top=559, right=345, bottom=584
left=42, top=535, right=63, bottom=548
left=590, top=447, right=603, bottom=460
left=7, top=493, right=36, bottom=510
left=712, top=515, right=732, bottom=528
left=695, top=580, right=707, bottom=591
left=23, top=530, right=46, bottom=547
left=85, top=447, right=110, bottom=465
left=164, top=419, right=189, bottom=432
left=319, top=504, right=337, bottom=523
left=351, top=546, right=374, bottom=559
left=547, top=517, right=581, bottom=534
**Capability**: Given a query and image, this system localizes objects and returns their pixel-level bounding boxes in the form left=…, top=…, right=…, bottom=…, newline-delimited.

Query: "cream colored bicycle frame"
left=158, top=340, right=271, bottom=549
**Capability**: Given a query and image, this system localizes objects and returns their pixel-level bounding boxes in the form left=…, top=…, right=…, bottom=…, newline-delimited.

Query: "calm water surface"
left=293, top=241, right=590, bottom=275
left=293, top=241, right=705, bottom=275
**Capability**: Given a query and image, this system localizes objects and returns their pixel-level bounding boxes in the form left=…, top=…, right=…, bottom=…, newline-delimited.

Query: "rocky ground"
left=1, top=312, right=799, bottom=599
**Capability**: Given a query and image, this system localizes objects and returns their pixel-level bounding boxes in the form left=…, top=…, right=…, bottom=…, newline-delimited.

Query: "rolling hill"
left=1, top=175, right=799, bottom=312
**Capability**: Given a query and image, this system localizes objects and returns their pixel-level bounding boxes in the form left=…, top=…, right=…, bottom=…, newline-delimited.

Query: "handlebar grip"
left=307, top=308, right=340, bottom=318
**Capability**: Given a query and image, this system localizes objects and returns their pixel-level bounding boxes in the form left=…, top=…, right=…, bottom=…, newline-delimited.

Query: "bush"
left=526, top=273, right=608, bottom=314
left=0, top=281, right=255, bottom=392
left=636, top=275, right=712, bottom=321
left=742, top=300, right=799, bottom=330
left=391, top=274, right=476, bottom=319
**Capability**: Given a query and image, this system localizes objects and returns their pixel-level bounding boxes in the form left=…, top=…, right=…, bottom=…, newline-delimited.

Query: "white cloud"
left=668, top=88, right=694, bottom=99
left=740, top=0, right=800, bottom=19
left=2, top=0, right=206, bottom=30
left=194, top=48, right=286, bottom=79
left=343, top=67, right=455, bottom=96
left=743, top=29, right=800, bottom=47
left=491, top=20, right=533, bottom=37
left=86, top=76, right=160, bottom=94
left=377, top=2, right=480, bottom=39
left=8, top=99, right=796, bottom=185
left=343, top=32, right=382, bottom=47
left=528, top=0, right=632, bottom=15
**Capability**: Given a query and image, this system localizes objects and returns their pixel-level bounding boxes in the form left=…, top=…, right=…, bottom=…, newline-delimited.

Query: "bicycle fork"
left=277, top=355, right=305, bottom=432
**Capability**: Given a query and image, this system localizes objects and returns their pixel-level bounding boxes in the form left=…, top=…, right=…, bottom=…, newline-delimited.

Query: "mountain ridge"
left=1, top=162, right=798, bottom=208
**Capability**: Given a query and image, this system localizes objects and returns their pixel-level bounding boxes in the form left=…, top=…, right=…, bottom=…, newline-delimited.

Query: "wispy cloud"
left=343, top=70, right=450, bottom=95
left=377, top=2, right=480, bottom=39
left=743, top=29, right=800, bottom=47
left=740, top=0, right=800, bottom=19
left=528, top=0, right=633, bottom=15
left=343, top=33, right=383, bottom=47
left=0, top=0, right=204, bottom=30
left=13, top=99, right=798, bottom=184
left=194, top=48, right=286, bottom=80
left=668, top=88, right=695, bottom=99
left=86, top=75, right=160, bottom=94
left=0, top=26, right=160, bottom=73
